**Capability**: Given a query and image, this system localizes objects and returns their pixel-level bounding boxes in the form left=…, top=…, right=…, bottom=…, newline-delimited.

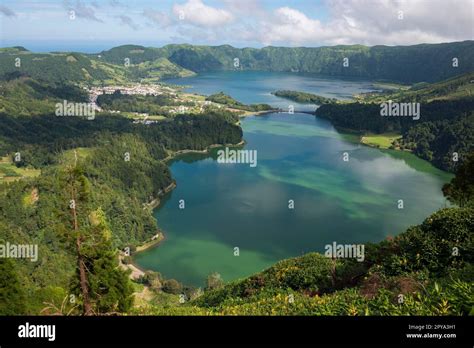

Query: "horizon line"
left=1, top=39, right=473, bottom=54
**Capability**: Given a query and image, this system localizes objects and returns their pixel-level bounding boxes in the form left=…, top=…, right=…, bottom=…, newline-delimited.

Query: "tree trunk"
left=71, top=184, right=93, bottom=316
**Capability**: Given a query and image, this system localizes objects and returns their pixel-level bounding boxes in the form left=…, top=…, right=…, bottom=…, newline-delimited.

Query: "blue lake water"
left=135, top=71, right=451, bottom=287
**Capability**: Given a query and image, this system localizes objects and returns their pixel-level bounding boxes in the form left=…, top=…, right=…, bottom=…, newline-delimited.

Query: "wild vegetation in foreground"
left=1, top=149, right=473, bottom=315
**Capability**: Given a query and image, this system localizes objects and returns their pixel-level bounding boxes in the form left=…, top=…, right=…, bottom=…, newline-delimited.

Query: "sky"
left=0, top=0, right=473, bottom=52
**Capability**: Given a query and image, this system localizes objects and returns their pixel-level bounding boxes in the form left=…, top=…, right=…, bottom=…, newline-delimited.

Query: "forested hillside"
left=357, top=72, right=474, bottom=103
left=272, top=90, right=337, bottom=104
left=0, top=47, right=192, bottom=85
left=205, top=92, right=273, bottom=112
left=2, top=41, right=473, bottom=86
left=9, top=140, right=465, bottom=317
left=0, top=111, right=242, bottom=315
left=0, top=74, right=88, bottom=116
left=315, top=73, right=474, bottom=172
left=98, top=41, right=474, bottom=83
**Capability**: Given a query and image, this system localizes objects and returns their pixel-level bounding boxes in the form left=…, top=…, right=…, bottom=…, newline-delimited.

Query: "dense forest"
left=96, top=90, right=191, bottom=116
left=1, top=41, right=474, bottom=86
left=0, top=109, right=242, bottom=315
left=0, top=112, right=242, bottom=165
left=0, top=73, right=88, bottom=116
left=400, top=114, right=474, bottom=170
left=272, top=90, right=337, bottom=104
left=205, top=92, right=273, bottom=112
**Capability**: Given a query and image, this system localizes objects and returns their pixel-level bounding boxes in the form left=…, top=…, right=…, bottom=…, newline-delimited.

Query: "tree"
left=443, top=153, right=474, bottom=207
left=66, top=164, right=93, bottom=315
left=139, top=271, right=162, bottom=291
left=65, top=162, right=133, bottom=315
left=0, top=258, right=26, bottom=315
left=85, top=208, right=134, bottom=313
left=162, top=279, right=182, bottom=294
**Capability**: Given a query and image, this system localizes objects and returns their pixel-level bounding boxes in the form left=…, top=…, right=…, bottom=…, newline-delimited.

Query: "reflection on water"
left=165, top=70, right=377, bottom=112
left=135, top=113, right=450, bottom=286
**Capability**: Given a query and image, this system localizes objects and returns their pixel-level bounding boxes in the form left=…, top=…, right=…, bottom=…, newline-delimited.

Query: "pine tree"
left=85, top=208, right=133, bottom=313
left=64, top=155, right=133, bottom=315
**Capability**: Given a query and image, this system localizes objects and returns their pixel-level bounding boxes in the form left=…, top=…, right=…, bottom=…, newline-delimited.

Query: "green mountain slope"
left=98, top=41, right=474, bottom=83
left=360, top=72, right=474, bottom=103
left=272, top=90, right=337, bottom=104
left=0, top=48, right=128, bottom=85
left=0, top=46, right=193, bottom=85
left=0, top=74, right=88, bottom=116
left=2, top=41, right=473, bottom=85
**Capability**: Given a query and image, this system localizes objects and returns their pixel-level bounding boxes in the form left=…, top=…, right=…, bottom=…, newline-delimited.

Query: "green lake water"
left=134, top=71, right=452, bottom=287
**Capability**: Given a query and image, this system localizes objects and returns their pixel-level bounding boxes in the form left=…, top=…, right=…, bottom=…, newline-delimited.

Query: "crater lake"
left=134, top=71, right=451, bottom=287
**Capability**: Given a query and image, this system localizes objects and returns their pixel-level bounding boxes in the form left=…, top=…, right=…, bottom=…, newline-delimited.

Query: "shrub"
left=389, top=208, right=474, bottom=275
left=162, top=279, right=183, bottom=294
left=206, top=272, right=224, bottom=291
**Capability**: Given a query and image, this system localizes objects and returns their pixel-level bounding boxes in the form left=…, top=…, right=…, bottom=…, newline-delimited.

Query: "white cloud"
left=11, top=0, right=469, bottom=46
left=63, top=0, right=104, bottom=23
left=117, top=15, right=138, bottom=30
left=258, top=0, right=474, bottom=46
left=221, top=0, right=264, bottom=16
left=137, top=0, right=471, bottom=46
left=173, top=0, right=234, bottom=28
left=143, top=9, right=172, bottom=28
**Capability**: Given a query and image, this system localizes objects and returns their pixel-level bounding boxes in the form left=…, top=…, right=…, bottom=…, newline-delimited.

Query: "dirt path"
left=119, top=255, right=145, bottom=280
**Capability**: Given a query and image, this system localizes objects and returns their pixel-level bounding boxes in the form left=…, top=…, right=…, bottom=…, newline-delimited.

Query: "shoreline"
left=120, top=231, right=166, bottom=280
left=129, top=109, right=303, bottom=279
left=129, top=109, right=453, bottom=286
left=238, top=109, right=281, bottom=118
left=337, top=129, right=453, bottom=180
left=143, top=182, right=177, bottom=210
left=162, top=140, right=246, bottom=164
left=135, top=231, right=166, bottom=253
left=131, top=138, right=247, bottom=271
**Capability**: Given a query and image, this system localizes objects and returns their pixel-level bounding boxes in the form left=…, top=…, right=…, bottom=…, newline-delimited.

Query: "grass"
left=120, top=112, right=167, bottom=120
left=181, top=93, right=206, bottom=101
left=361, top=133, right=401, bottom=149
left=0, top=157, right=41, bottom=182
left=132, top=284, right=181, bottom=310
left=372, top=82, right=410, bottom=91
left=60, top=147, right=94, bottom=166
